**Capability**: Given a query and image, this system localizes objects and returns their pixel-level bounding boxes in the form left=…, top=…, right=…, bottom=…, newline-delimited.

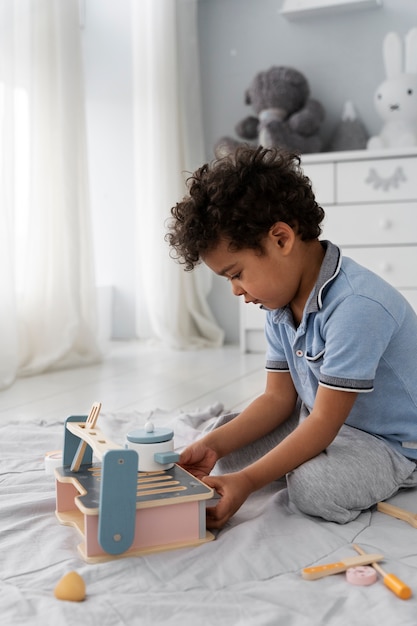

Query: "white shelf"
left=280, top=0, right=382, bottom=20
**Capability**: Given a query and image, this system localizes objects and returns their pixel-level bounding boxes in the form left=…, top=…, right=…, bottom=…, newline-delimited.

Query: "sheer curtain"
left=132, top=0, right=225, bottom=349
left=0, top=0, right=101, bottom=389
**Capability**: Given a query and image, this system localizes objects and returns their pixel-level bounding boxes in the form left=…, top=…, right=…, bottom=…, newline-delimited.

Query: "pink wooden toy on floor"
left=54, top=403, right=215, bottom=563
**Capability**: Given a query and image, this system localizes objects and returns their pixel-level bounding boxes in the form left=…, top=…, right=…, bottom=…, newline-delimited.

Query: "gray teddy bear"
left=214, top=66, right=325, bottom=158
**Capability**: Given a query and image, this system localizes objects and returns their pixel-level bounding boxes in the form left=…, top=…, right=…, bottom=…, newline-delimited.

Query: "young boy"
left=166, top=146, right=417, bottom=529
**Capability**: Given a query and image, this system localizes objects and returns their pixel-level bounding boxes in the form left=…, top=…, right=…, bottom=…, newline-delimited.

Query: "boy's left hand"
left=202, top=472, right=253, bottom=529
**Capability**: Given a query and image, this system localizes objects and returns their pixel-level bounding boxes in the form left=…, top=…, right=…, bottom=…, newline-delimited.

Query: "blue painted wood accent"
left=153, top=451, right=180, bottom=465
left=98, top=449, right=138, bottom=555
left=63, top=415, right=89, bottom=467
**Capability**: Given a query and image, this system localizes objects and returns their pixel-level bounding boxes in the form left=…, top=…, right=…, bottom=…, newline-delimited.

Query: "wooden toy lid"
left=126, top=421, right=174, bottom=444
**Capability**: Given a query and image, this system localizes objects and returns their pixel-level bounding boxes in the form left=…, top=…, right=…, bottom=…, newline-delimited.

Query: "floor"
left=0, top=341, right=265, bottom=423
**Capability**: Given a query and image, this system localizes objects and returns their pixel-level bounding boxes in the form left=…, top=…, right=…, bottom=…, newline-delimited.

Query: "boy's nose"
left=231, top=282, right=245, bottom=297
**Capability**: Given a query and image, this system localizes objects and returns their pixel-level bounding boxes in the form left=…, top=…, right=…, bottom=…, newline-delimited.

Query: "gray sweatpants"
left=211, top=403, right=417, bottom=523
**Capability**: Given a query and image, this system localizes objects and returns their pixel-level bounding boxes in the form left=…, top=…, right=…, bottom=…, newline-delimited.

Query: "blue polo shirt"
left=265, top=241, right=417, bottom=460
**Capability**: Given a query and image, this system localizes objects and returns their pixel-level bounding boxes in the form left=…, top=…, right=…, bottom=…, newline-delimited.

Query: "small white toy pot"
left=125, top=421, right=180, bottom=472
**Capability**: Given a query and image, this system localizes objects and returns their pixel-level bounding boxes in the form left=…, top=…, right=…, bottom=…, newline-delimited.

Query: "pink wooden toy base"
left=55, top=463, right=215, bottom=563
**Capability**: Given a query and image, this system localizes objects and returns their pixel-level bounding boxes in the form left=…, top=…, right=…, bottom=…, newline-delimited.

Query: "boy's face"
left=202, top=223, right=301, bottom=311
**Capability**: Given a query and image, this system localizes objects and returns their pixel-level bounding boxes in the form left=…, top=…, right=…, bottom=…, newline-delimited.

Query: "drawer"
left=341, top=246, right=417, bottom=288
left=336, top=157, right=417, bottom=203
left=301, top=162, right=335, bottom=205
left=240, top=300, right=266, bottom=330
left=400, top=289, right=417, bottom=313
left=240, top=301, right=267, bottom=353
left=322, top=203, right=417, bottom=245
left=242, top=329, right=267, bottom=353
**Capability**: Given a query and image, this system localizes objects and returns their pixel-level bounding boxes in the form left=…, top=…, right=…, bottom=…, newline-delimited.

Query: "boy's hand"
left=203, top=472, right=253, bottom=529
left=179, top=441, right=219, bottom=479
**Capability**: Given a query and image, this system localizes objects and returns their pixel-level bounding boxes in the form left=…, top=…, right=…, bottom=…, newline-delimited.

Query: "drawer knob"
left=378, top=218, right=392, bottom=230
left=379, top=261, right=392, bottom=273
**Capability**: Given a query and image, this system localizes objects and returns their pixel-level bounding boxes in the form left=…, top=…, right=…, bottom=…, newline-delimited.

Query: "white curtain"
left=132, top=0, right=225, bottom=349
left=0, top=0, right=101, bottom=390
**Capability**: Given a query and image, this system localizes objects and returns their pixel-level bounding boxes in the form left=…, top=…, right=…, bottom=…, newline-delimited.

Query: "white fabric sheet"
left=2, top=405, right=417, bottom=625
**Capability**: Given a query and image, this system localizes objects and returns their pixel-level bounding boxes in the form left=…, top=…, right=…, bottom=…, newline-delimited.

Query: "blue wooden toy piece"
left=63, top=415, right=92, bottom=466
left=153, top=451, right=180, bottom=464
left=98, top=449, right=138, bottom=554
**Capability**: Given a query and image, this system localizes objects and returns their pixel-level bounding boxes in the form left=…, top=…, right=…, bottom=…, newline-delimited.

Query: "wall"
left=81, top=0, right=416, bottom=343
left=198, top=0, right=417, bottom=343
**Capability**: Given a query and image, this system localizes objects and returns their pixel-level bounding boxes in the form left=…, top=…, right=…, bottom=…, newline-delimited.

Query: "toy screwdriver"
left=353, top=544, right=412, bottom=600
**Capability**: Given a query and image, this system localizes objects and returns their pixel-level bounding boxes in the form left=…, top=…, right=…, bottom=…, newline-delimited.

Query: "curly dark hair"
left=166, top=145, right=325, bottom=271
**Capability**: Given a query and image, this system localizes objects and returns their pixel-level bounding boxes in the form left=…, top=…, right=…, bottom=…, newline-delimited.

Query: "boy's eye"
left=227, top=273, right=241, bottom=281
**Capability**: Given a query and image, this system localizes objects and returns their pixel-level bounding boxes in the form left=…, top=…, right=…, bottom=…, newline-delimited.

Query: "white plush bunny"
left=367, top=28, right=417, bottom=149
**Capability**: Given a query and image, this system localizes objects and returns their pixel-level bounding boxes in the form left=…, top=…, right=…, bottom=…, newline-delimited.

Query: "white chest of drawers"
left=240, top=146, right=417, bottom=352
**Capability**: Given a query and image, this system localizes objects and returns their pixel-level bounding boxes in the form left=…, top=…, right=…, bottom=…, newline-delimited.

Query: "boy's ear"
left=269, top=222, right=295, bottom=252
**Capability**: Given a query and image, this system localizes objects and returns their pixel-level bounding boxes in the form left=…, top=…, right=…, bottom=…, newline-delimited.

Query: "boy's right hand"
left=179, top=441, right=219, bottom=479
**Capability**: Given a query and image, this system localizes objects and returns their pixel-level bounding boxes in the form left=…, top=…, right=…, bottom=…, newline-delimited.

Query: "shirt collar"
left=269, top=240, right=342, bottom=324
left=305, top=240, right=342, bottom=314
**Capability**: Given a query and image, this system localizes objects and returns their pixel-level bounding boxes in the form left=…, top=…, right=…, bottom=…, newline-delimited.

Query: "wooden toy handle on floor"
left=67, top=421, right=122, bottom=463
left=377, top=501, right=417, bottom=529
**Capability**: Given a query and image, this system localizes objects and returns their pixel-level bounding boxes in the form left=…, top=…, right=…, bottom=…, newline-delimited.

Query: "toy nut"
left=126, top=424, right=179, bottom=472
left=346, top=566, right=377, bottom=586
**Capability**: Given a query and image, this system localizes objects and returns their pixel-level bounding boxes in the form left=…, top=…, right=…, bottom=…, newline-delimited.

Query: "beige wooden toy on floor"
left=377, top=501, right=417, bottom=529
left=54, top=571, right=86, bottom=602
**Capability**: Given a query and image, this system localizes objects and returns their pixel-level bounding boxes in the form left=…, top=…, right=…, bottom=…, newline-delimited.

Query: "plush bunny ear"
left=405, top=27, right=417, bottom=74
left=383, top=31, right=402, bottom=79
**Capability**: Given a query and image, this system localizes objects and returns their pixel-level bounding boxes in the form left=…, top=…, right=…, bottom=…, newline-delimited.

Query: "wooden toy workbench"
left=55, top=415, right=215, bottom=563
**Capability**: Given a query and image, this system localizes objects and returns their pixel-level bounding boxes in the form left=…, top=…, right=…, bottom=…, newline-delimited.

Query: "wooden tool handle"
left=382, top=573, right=412, bottom=600
left=377, top=501, right=417, bottom=529
left=67, top=422, right=122, bottom=462
left=70, top=402, right=101, bottom=472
